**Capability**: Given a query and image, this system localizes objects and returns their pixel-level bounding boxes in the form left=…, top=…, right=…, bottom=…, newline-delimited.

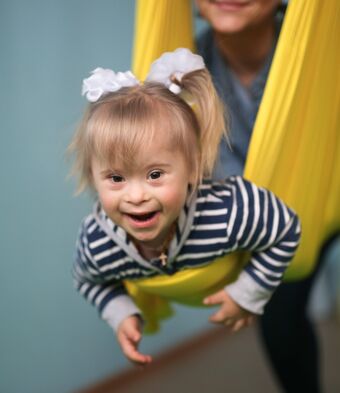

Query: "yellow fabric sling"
left=244, top=0, right=340, bottom=279
left=132, top=0, right=195, bottom=80
left=126, top=0, right=340, bottom=331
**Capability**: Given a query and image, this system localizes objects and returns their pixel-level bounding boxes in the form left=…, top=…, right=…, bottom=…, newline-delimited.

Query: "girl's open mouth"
left=125, top=211, right=160, bottom=228
left=128, top=212, right=157, bottom=222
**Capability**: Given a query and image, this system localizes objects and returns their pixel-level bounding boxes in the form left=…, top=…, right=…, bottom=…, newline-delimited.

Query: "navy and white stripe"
left=73, top=176, right=301, bottom=325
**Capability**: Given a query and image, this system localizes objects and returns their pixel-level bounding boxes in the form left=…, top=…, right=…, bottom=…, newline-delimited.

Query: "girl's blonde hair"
left=69, top=68, right=227, bottom=193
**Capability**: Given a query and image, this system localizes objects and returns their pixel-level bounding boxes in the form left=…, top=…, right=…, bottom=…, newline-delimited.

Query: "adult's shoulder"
left=196, top=27, right=213, bottom=50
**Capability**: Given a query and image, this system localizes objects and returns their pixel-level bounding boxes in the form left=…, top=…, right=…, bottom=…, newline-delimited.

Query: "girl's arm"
left=73, top=220, right=141, bottom=331
left=224, top=176, right=301, bottom=314
left=73, top=222, right=152, bottom=364
left=205, top=176, right=301, bottom=328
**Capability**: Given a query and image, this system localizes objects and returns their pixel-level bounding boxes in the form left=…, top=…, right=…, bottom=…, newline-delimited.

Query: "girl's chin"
left=132, top=235, right=163, bottom=249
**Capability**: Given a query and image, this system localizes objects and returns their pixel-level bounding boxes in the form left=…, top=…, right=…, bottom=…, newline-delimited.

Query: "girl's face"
left=91, top=136, right=194, bottom=250
left=195, top=0, right=280, bottom=34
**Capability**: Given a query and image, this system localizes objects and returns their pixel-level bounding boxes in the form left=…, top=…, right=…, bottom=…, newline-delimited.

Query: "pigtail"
left=179, top=69, right=228, bottom=177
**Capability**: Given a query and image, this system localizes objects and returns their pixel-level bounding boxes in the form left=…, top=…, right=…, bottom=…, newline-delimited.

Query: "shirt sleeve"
left=72, top=219, right=142, bottom=331
left=224, top=176, right=301, bottom=314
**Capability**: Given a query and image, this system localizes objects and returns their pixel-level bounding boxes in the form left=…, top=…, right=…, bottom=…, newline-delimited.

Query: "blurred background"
left=1, top=1, right=339, bottom=393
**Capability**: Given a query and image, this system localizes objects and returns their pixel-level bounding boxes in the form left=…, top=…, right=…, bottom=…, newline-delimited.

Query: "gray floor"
left=114, top=318, right=340, bottom=393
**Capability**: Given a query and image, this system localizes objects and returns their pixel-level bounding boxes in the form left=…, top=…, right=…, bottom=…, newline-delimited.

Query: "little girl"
left=70, top=48, right=301, bottom=365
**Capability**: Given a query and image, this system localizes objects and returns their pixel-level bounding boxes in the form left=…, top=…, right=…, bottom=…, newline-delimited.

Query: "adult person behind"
left=195, top=1, right=322, bottom=392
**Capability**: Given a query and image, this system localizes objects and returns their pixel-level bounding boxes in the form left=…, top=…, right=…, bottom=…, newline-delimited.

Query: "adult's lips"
left=210, top=0, right=250, bottom=10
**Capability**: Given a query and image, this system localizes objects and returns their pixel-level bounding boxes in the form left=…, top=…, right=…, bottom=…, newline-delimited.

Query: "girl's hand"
left=117, top=315, right=152, bottom=365
left=203, top=290, right=255, bottom=332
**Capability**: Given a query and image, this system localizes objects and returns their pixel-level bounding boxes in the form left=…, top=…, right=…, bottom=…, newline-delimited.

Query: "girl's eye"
left=110, top=175, right=124, bottom=183
left=149, top=170, right=162, bottom=180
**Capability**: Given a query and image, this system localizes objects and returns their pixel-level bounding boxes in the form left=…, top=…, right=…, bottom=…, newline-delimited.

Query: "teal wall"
left=2, top=2, right=338, bottom=393
left=0, top=2, right=212, bottom=393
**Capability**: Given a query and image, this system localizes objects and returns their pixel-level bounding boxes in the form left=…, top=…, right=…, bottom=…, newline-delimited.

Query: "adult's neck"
left=214, top=20, right=276, bottom=87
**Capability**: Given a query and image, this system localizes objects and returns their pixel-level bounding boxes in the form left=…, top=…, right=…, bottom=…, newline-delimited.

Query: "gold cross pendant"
left=159, top=252, right=168, bottom=267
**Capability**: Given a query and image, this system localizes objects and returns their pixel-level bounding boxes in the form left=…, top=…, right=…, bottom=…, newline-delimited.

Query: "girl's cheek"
left=99, top=193, right=114, bottom=210
left=161, top=189, right=188, bottom=208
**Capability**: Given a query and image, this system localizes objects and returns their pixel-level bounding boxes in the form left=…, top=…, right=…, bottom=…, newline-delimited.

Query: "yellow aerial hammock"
left=127, top=0, right=340, bottom=332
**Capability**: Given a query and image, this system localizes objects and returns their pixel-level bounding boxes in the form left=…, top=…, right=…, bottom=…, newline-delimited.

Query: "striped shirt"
left=73, top=176, right=301, bottom=331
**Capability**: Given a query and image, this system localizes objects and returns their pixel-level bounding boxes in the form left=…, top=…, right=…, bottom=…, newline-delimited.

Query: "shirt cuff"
left=101, top=294, right=142, bottom=332
left=224, top=271, right=273, bottom=315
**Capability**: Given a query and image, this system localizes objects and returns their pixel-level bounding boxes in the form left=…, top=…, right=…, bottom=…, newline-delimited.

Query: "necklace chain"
left=131, top=223, right=176, bottom=267
left=157, top=223, right=176, bottom=267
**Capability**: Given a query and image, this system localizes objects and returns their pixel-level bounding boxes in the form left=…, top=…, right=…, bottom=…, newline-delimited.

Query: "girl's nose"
left=125, top=181, right=149, bottom=205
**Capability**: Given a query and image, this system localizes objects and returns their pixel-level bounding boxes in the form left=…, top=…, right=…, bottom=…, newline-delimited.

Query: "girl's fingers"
left=118, top=319, right=152, bottom=365
left=231, top=319, right=245, bottom=333
left=120, top=334, right=152, bottom=365
left=203, top=290, right=227, bottom=306
left=209, top=308, right=230, bottom=323
left=224, top=318, right=234, bottom=327
left=128, top=349, right=152, bottom=365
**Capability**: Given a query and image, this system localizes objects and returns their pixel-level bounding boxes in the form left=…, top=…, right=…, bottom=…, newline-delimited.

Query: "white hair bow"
left=146, top=48, right=205, bottom=94
left=82, top=48, right=205, bottom=102
left=82, top=68, right=139, bottom=102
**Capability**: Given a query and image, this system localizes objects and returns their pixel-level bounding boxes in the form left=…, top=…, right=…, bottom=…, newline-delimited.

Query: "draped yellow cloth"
left=244, top=0, right=340, bottom=280
left=132, top=0, right=195, bottom=80
left=127, top=0, right=340, bottom=331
